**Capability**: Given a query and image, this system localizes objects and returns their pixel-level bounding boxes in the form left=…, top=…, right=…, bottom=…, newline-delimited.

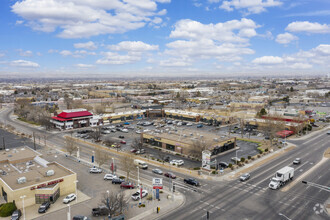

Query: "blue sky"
left=1, top=0, right=330, bottom=77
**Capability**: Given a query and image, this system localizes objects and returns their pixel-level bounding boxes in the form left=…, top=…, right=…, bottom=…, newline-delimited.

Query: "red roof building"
left=51, top=109, right=97, bottom=130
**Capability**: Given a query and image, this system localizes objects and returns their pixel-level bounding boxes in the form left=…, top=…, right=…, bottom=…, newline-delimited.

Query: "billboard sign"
left=202, top=150, right=211, bottom=171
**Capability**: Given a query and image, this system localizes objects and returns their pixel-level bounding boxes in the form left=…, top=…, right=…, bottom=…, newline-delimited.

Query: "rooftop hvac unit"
left=46, top=170, right=55, bottom=176
left=214, top=138, right=218, bottom=141
left=17, top=177, right=27, bottom=184
left=190, top=133, right=193, bottom=136
left=200, top=135, right=203, bottom=138
left=183, top=134, right=187, bottom=137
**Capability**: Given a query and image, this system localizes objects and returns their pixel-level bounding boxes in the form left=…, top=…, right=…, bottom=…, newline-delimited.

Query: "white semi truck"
left=269, top=166, right=294, bottom=189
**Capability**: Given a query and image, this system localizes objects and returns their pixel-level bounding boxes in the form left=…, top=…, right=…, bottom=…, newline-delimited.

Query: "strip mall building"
left=0, top=147, right=77, bottom=209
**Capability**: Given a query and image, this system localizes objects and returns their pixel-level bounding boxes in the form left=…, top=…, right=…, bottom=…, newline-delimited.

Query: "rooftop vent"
left=46, top=170, right=55, bottom=177
left=17, top=177, right=27, bottom=184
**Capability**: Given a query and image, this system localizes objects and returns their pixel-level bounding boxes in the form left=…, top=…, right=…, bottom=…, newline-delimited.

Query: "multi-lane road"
left=0, top=107, right=329, bottom=220
left=162, top=129, right=330, bottom=220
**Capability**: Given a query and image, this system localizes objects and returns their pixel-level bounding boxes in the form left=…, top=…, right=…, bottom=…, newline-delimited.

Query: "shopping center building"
left=142, top=130, right=236, bottom=156
left=0, top=147, right=77, bottom=209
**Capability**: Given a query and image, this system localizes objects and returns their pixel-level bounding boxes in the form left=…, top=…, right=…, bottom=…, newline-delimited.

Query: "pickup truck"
left=92, top=206, right=109, bottom=217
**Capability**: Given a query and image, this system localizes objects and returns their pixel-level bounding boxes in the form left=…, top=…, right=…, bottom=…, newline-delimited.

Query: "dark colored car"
left=112, top=178, right=125, bottom=184
left=164, top=156, right=170, bottom=162
left=164, top=172, right=176, bottom=179
left=11, top=209, right=21, bottom=220
left=184, top=178, right=199, bottom=186
left=240, top=173, right=250, bottom=182
left=92, top=206, right=109, bottom=217
left=120, top=182, right=134, bottom=189
left=73, top=215, right=91, bottom=220
left=38, top=202, right=50, bottom=213
left=197, top=124, right=203, bottom=128
left=119, top=135, right=125, bottom=139
left=218, top=162, right=229, bottom=169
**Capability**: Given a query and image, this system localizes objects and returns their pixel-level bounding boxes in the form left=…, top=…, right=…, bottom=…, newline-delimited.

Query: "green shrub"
left=139, top=204, right=145, bottom=208
left=278, top=146, right=282, bottom=149
left=175, top=153, right=180, bottom=156
left=265, top=148, right=269, bottom=152
left=247, top=155, right=251, bottom=160
left=228, top=163, right=233, bottom=168
left=211, top=170, right=218, bottom=174
left=119, top=176, right=125, bottom=179
left=0, top=202, right=17, bottom=217
left=193, top=167, right=200, bottom=170
left=160, top=191, right=163, bottom=194
left=257, top=155, right=261, bottom=158
left=151, top=157, right=155, bottom=160
left=240, top=157, right=245, bottom=162
left=146, top=195, right=153, bottom=201
left=257, top=147, right=264, bottom=154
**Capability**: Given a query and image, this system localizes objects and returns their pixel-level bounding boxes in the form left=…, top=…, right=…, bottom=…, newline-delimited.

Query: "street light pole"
left=67, top=204, right=71, bottom=220
left=112, top=157, right=115, bottom=174
left=20, top=195, right=26, bottom=220
left=107, top=190, right=110, bottom=219
left=74, top=180, right=79, bottom=203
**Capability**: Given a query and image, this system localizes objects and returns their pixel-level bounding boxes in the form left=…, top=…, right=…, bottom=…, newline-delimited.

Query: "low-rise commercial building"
left=0, top=147, right=77, bottom=209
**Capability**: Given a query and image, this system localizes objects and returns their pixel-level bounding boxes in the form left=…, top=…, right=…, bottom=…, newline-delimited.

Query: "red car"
left=130, top=149, right=137, bottom=153
left=120, top=140, right=126, bottom=144
left=164, top=172, right=176, bottom=179
left=120, top=182, right=134, bottom=189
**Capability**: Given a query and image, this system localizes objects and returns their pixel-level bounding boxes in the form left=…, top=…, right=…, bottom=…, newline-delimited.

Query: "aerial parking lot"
left=72, top=119, right=262, bottom=169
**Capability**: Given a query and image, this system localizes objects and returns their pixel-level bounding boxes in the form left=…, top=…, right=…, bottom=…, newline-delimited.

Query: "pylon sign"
left=202, top=150, right=211, bottom=171
left=153, top=178, right=163, bottom=189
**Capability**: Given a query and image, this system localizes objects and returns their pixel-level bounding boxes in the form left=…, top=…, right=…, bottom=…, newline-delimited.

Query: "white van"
left=134, top=159, right=148, bottom=169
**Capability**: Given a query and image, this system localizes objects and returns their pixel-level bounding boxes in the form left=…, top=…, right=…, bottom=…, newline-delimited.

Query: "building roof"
left=57, top=110, right=92, bottom=119
left=51, top=116, right=71, bottom=121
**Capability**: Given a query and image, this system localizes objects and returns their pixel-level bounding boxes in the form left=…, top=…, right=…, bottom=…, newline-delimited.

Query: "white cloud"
left=286, top=21, right=330, bottom=34
left=252, top=56, right=283, bottom=64
left=96, top=52, right=141, bottom=65
left=11, top=0, right=170, bottom=38
left=75, top=63, right=94, bottom=68
left=18, top=49, right=33, bottom=57
left=0, top=53, right=5, bottom=58
left=108, top=41, right=158, bottom=51
left=10, top=60, right=39, bottom=68
left=163, top=18, right=258, bottom=66
left=220, top=0, right=282, bottom=15
left=276, top=32, right=298, bottom=44
left=74, top=41, right=97, bottom=50
left=59, top=50, right=96, bottom=58
left=15, top=20, right=24, bottom=25
left=59, top=50, right=72, bottom=56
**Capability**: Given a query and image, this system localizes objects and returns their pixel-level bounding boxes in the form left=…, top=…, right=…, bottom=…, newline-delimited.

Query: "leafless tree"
left=120, top=154, right=135, bottom=181
left=239, top=118, right=245, bottom=138
left=131, top=138, right=144, bottom=151
left=100, top=191, right=127, bottom=217
left=95, top=148, right=110, bottom=168
left=262, top=116, right=285, bottom=147
left=189, top=139, right=210, bottom=160
left=91, top=127, right=102, bottom=142
left=103, top=136, right=116, bottom=147
left=65, top=136, right=77, bottom=156
left=94, top=104, right=105, bottom=114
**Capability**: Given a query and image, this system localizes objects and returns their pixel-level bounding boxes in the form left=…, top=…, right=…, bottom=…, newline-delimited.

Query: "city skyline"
left=1, top=0, right=330, bottom=77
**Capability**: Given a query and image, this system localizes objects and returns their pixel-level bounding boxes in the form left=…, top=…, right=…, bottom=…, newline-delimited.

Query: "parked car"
left=136, top=149, right=145, bottom=154
left=164, top=172, right=176, bottom=179
left=231, top=157, right=240, bottom=163
left=119, top=135, right=125, bottom=139
left=11, top=209, right=21, bottom=220
left=120, top=182, right=135, bottom=189
left=122, top=129, right=129, bottom=133
left=186, top=122, right=193, bottom=126
left=89, top=167, right=102, bottom=173
left=164, top=156, right=170, bottom=162
left=73, top=215, right=91, bottom=220
left=197, top=124, right=203, bottom=128
left=124, top=122, right=130, bottom=125
left=218, top=162, right=229, bottom=168
left=240, top=173, right=251, bottom=182
left=170, top=159, right=184, bottom=166
left=101, top=130, right=111, bottom=134
left=63, top=193, right=76, bottom=204
left=184, top=178, right=200, bottom=186
left=152, top=168, right=163, bottom=175
left=293, top=158, right=301, bottom=165
left=136, top=130, right=142, bottom=134
left=38, top=202, right=50, bottom=213
left=120, top=140, right=126, bottom=144
left=131, top=190, right=148, bottom=201
left=92, top=205, right=109, bottom=217
left=130, top=149, right=138, bottom=153
left=104, top=174, right=117, bottom=180
left=112, top=178, right=125, bottom=184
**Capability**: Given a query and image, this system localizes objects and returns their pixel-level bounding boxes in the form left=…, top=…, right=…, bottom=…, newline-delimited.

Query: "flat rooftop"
left=0, top=162, right=75, bottom=190
left=0, top=147, right=40, bottom=164
left=144, top=129, right=234, bottom=147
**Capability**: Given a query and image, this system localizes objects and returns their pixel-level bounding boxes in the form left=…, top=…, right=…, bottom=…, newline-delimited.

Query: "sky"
left=0, top=0, right=330, bottom=78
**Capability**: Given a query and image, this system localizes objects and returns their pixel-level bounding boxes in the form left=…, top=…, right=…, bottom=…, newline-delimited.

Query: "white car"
left=136, top=130, right=142, bottom=134
left=89, top=167, right=102, bottom=173
left=63, top=194, right=76, bottom=204
left=186, top=123, right=193, bottom=126
left=170, top=160, right=184, bottom=166
left=104, top=174, right=117, bottom=180
left=122, top=129, right=129, bottom=133
left=131, top=190, right=148, bottom=201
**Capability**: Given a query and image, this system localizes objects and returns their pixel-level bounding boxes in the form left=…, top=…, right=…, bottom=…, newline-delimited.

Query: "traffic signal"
left=173, top=183, right=175, bottom=192
left=207, top=211, right=209, bottom=219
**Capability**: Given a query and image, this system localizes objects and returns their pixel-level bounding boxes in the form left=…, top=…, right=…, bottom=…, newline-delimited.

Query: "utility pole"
left=44, top=135, right=47, bottom=147
left=33, top=132, right=36, bottom=150
left=2, top=137, right=5, bottom=150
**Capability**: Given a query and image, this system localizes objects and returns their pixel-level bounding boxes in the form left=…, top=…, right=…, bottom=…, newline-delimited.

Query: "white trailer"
left=269, top=166, right=294, bottom=189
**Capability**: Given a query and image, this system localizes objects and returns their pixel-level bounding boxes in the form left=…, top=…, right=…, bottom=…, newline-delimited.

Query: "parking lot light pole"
left=137, top=166, right=140, bottom=187
left=74, top=180, right=79, bottom=203
left=20, top=195, right=26, bottom=220
left=92, top=150, right=95, bottom=167
left=67, top=204, right=71, bottom=220
left=235, top=150, right=243, bottom=165
left=112, top=157, right=115, bottom=174
left=106, top=190, right=110, bottom=219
